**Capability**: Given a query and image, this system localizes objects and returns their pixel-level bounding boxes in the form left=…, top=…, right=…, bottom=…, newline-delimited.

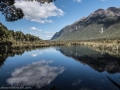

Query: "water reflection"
left=7, top=60, right=64, bottom=88
left=0, top=46, right=120, bottom=90
left=0, top=47, right=48, bottom=68
left=0, top=49, right=25, bottom=68
left=58, top=45, right=120, bottom=74
left=31, top=52, right=43, bottom=57
left=72, top=79, right=82, bottom=86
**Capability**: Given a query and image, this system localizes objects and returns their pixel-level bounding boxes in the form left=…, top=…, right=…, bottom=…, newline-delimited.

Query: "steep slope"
left=51, top=7, right=120, bottom=40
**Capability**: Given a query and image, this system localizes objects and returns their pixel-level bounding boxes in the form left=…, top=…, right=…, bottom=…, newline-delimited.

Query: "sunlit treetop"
left=0, top=0, right=56, bottom=22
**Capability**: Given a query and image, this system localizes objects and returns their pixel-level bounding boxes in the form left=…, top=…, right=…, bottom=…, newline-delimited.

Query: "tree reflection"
left=0, top=47, right=48, bottom=68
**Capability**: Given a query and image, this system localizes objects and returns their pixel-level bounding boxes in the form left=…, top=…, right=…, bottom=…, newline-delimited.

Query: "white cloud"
left=31, top=18, right=54, bottom=23
left=30, top=27, right=37, bottom=30
left=15, top=0, right=64, bottom=23
left=73, top=0, right=82, bottom=2
left=29, top=31, right=55, bottom=40
left=30, top=27, right=42, bottom=31
left=7, top=60, right=64, bottom=88
left=46, top=36, right=53, bottom=38
left=38, top=30, right=42, bottom=32
left=46, top=35, right=53, bottom=39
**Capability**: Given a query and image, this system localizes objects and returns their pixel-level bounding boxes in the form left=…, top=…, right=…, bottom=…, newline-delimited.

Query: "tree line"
left=0, top=23, right=42, bottom=45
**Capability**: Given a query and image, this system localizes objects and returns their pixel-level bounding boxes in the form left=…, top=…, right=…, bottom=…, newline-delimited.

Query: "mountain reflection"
left=6, top=60, right=64, bottom=88
left=57, top=45, right=120, bottom=74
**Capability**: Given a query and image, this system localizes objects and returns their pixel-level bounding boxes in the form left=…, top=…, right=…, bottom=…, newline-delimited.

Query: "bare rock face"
left=104, top=7, right=120, bottom=17
left=84, top=7, right=120, bottom=25
left=89, top=7, right=119, bottom=17
left=87, top=9, right=105, bottom=19
left=107, top=7, right=120, bottom=13
left=105, top=10, right=115, bottom=17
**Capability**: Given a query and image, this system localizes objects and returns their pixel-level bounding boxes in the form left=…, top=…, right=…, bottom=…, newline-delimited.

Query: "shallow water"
left=0, top=45, right=120, bottom=90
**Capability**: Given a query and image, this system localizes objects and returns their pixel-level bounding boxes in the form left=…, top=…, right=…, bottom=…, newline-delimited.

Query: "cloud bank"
left=29, top=29, right=56, bottom=40
left=15, top=0, right=64, bottom=23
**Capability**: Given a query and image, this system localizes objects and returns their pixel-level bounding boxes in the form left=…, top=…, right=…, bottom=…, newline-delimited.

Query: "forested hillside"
left=51, top=7, right=120, bottom=40
left=0, top=22, right=42, bottom=45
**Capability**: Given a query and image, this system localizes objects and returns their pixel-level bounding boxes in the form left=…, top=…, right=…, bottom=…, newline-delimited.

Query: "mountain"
left=51, top=7, right=120, bottom=40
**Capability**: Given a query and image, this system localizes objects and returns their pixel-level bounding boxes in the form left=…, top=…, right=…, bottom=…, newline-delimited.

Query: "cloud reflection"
left=31, top=54, right=38, bottom=57
left=7, top=60, right=64, bottom=88
left=72, top=79, right=82, bottom=86
left=31, top=52, right=43, bottom=57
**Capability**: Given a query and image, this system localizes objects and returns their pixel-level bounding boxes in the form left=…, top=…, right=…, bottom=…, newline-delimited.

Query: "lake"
left=0, top=45, right=120, bottom=90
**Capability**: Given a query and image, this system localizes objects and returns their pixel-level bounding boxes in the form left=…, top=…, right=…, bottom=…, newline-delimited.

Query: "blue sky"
left=0, top=0, right=120, bottom=40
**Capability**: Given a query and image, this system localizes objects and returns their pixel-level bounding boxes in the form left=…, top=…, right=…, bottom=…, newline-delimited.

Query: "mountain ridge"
left=51, top=7, right=120, bottom=40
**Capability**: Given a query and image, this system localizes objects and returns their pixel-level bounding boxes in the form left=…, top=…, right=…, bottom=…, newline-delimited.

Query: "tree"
left=0, top=0, right=24, bottom=21
left=0, top=0, right=55, bottom=22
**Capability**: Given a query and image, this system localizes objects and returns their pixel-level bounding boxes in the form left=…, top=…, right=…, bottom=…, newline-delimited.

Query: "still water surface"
left=0, top=45, right=120, bottom=90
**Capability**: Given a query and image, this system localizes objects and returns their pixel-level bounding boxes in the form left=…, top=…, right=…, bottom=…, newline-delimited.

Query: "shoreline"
left=0, top=39, right=120, bottom=57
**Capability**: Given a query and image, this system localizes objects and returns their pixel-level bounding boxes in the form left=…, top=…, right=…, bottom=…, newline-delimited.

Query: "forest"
left=0, top=22, right=44, bottom=50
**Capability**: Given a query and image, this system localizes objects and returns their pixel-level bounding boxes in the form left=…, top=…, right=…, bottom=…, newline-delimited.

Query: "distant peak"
left=95, top=8, right=104, bottom=12
left=106, top=7, right=120, bottom=12
left=107, top=7, right=117, bottom=10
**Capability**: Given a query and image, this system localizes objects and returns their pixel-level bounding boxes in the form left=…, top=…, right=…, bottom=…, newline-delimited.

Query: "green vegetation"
left=0, top=23, right=41, bottom=42
left=51, top=7, right=120, bottom=41
left=52, top=22, right=120, bottom=41
left=0, top=22, right=44, bottom=49
left=0, top=21, right=120, bottom=57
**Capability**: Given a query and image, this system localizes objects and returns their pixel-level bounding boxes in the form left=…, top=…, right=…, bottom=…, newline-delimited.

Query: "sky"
left=0, top=0, right=120, bottom=40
